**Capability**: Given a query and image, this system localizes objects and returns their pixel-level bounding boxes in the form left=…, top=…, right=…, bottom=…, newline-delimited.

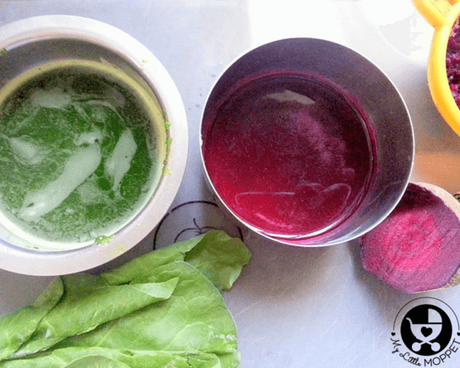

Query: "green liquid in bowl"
left=0, top=60, right=167, bottom=250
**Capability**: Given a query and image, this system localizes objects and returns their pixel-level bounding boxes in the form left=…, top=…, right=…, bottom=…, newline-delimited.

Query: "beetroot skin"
left=359, top=183, right=460, bottom=293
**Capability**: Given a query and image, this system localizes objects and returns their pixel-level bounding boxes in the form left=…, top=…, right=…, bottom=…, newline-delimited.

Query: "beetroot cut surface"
left=359, top=183, right=460, bottom=293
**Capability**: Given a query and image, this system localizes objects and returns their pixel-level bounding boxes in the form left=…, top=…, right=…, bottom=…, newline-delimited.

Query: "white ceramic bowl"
left=0, top=15, right=188, bottom=275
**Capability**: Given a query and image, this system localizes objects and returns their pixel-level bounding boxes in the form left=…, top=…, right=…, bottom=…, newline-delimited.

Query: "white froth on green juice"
left=30, top=88, right=71, bottom=109
left=0, top=59, right=168, bottom=251
left=8, top=137, right=44, bottom=165
left=105, top=129, right=137, bottom=194
left=74, top=130, right=103, bottom=146
left=20, top=144, right=102, bottom=221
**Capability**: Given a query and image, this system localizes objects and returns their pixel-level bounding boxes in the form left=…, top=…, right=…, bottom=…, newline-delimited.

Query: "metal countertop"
left=1, top=1, right=460, bottom=367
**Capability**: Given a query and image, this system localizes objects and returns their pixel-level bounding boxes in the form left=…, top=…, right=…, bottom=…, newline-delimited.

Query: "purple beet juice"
left=202, top=70, right=376, bottom=237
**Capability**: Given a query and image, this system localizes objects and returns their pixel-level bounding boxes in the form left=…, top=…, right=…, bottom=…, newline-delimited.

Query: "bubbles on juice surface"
left=203, top=71, right=375, bottom=237
left=0, top=63, right=164, bottom=247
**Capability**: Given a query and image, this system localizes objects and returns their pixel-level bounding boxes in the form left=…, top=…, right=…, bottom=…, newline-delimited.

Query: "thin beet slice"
left=359, top=182, right=460, bottom=294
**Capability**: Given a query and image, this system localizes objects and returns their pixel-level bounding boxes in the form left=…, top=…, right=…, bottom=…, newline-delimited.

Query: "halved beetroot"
left=359, top=182, right=460, bottom=294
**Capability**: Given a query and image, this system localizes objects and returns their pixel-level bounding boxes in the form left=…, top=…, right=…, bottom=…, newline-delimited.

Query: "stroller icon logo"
left=401, top=305, right=451, bottom=356
left=391, top=297, right=460, bottom=366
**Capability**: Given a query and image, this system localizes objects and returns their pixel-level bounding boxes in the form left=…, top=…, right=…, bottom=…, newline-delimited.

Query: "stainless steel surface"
left=1, top=1, right=460, bottom=367
left=200, top=38, right=414, bottom=246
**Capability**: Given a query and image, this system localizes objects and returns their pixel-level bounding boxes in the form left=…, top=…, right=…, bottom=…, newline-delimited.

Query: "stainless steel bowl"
left=200, top=38, right=414, bottom=246
left=0, top=15, right=188, bottom=274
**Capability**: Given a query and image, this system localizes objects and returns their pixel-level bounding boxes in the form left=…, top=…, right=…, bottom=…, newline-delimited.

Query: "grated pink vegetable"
left=447, top=20, right=460, bottom=106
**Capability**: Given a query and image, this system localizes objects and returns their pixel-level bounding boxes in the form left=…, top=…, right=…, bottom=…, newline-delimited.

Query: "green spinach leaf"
left=0, top=230, right=250, bottom=368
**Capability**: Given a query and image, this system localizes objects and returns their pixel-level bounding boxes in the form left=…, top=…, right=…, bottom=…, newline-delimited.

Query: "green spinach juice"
left=0, top=59, right=167, bottom=250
